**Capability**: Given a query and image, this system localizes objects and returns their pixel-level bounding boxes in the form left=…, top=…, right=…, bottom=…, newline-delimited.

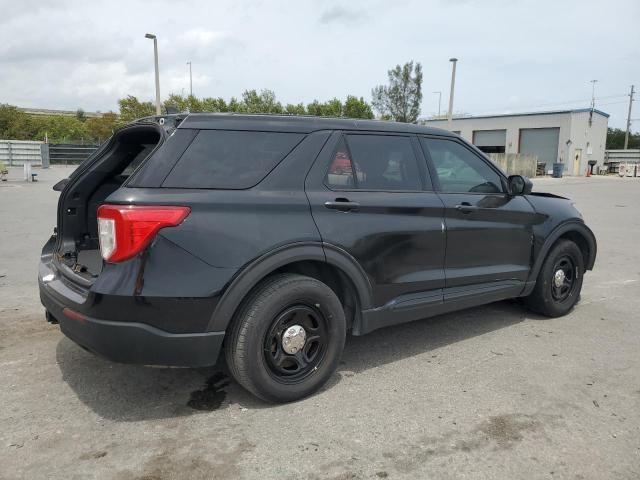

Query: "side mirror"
left=508, top=175, right=532, bottom=196
left=53, top=178, right=70, bottom=192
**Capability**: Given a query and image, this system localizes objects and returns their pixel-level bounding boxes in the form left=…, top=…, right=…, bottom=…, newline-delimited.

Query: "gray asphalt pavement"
left=1, top=166, right=639, bottom=479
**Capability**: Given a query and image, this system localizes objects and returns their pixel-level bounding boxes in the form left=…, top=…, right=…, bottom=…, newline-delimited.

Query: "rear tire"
left=225, top=274, right=346, bottom=403
left=524, top=239, right=584, bottom=317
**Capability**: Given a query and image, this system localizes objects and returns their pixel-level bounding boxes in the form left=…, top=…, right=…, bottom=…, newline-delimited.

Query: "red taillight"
left=97, top=205, right=191, bottom=263
left=63, top=307, right=87, bottom=323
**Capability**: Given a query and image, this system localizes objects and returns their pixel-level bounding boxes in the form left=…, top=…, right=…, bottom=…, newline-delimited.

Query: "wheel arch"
left=523, top=221, right=597, bottom=296
left=206, top=242, right=373, bottom=332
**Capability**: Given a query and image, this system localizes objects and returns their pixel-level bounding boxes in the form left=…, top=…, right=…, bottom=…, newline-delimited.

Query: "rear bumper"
left=41, top=286, right=224, bottom=367
left=38, top=234, right=227, bottom=367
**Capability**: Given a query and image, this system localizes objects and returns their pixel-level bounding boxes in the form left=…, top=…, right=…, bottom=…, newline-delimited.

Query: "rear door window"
left=325, top=137, right=356, bottom=188
left=162, top=130, right=304, bottom=189
left=325, top=134, right=423, bottom=191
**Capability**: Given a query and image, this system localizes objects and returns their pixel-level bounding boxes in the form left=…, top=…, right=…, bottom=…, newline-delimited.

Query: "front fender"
left=522, top=220, right=597, bottom=296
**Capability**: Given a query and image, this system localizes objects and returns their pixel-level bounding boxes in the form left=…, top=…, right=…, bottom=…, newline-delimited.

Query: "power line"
left=596, top=100, right=630, bottom=107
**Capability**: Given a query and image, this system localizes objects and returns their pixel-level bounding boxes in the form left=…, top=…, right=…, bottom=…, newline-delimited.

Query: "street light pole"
left=447, top=58, right=458, bottom=131
left=187, top=61, right=193, bottom=97
left=433, top=91, right=442, bottom=117
left=145, top=33, right=161, bottom=115
left=590, top=79, right=598, bottom=109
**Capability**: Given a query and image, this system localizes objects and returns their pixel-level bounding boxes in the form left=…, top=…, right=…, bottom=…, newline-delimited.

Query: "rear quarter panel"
left=104, top=131, right=331, bottom=269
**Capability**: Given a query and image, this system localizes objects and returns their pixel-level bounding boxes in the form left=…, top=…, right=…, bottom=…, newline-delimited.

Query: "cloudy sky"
left=1, top=0, right=638, bottom=128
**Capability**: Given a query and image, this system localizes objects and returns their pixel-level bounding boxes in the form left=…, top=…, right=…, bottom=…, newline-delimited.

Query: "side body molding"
left=206, top=242, right=373, bottom=332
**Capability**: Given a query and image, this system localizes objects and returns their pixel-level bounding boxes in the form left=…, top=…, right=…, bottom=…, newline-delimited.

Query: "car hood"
left=528, top=191, right=569, bottom=200
left=526, top=192, right=583, bottom=223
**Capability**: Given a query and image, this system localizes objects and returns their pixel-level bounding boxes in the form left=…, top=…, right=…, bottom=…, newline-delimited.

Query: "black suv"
left=39, top=114, right=597, bottom=402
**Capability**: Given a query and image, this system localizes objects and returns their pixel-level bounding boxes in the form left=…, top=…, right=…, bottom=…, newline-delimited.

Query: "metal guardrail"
left=604, top=149, right=640, bottom=174
left=0, top=140, right=99, bottom=167
left=0, top=140, right=44, bottom=166
left=49, top=144, right=99, bottom=165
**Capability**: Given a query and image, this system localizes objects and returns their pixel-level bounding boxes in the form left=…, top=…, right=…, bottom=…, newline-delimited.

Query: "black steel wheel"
left=264, top=305, right=329, bottom=384
left=550, top=255, right=577, bottom=302
left=225, top=274, right=346, bottom=403
left=524, top=239, right=584, bottom=317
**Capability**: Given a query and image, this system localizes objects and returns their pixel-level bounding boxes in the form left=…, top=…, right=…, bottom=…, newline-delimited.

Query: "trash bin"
left=552, top=162, right=564, bottom=178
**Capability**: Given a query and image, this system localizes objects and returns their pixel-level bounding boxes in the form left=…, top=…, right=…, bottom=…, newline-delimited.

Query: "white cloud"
left=0, top=0, right=638, bottom=127
left=319, top=5, right=367, bottom=24
left=179, top=28, right=230, bottom=47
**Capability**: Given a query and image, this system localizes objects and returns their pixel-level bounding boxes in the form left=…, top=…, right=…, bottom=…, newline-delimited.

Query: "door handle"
left=324, top=198, right=360, bottom=212
left=455, top=202, right=478, bottom=213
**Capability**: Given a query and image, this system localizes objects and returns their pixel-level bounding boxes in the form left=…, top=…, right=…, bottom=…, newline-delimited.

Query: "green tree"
left=86, top=112, right=119, bottom=143
left=323, top=98, right=343, bottom=117
left=241, top=89, right=283, bottom=114
left=606, top=127, right=640, bottom=149
left=306, top=98, right=343, bottom=117
left=372, top=61, right=423, bottom=123
left=34, top=115, right=90, bottom=143
left=118, top=95, right=156, bottom=123
left=201, top=97, right=229, bottom=112
left=285, top=103, right=306, bottom=115
left=227, top=97, right=242, bottom=112
left=163, top=93, right=190, bottom=113
left=305, top=100, right=324, bottom=117
left=1, top=104, right=100, bottom=142
left=0, top=104, right=50, bottom=140
left=164, top=94, right=231, bottom=113
left=0, top=104, right=27, bottom=138
left=343, top=95, right=374, bottom=119
left=75, top=109, right=87, bottom=123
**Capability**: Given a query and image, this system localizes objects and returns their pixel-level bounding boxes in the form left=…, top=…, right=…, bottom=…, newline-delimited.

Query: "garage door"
left=473, top=129, right=506, bottom=154
left=519, top=128, right=560, bottom=166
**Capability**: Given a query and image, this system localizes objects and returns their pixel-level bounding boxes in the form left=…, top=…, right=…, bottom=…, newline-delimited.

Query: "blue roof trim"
left=425, top=108, right=610, bottom=122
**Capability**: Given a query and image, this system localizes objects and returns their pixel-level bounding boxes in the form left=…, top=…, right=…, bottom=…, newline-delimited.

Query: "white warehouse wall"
left=567, top=111, right=608, bottom=175
left=426, top=110, right=609, bottom=176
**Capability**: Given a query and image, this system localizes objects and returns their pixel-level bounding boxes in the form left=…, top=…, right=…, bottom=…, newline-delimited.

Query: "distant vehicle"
left=39, top=114, right=597, bottom=402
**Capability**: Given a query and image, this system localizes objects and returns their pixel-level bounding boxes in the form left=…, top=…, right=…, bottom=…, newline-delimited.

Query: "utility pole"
left=187, top=61, right=193, bottom=97
left=145, top=33, right=161, bottom=115
left=433, top=91, right=442, bottom=117
left=447, top=58, right=458, bottom=131
left=590, top=79, right=598, bottom=109
left=624, top=85, right=635, bottom=150
left=587, top=79, right=598, bottom=126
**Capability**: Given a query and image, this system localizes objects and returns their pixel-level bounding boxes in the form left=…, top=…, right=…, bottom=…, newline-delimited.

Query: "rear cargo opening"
left=55, top=124, right=163, bottom=283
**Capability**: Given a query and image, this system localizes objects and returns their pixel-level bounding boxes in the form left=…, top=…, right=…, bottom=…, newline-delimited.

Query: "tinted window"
left=163, top=130, right=304, bottom=189
left=325, top=137, right=355, bottom=188
left=121, top=144, right=156, bottom=177
left=422, top=138, right=503, bottom=193
left=325, top=135, right=422, bottom=191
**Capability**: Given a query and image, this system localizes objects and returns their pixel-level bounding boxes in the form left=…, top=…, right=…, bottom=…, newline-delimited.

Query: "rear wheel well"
left=556, top=231, right=591, bottom=269
left=271, top=260, right=359, bottom=331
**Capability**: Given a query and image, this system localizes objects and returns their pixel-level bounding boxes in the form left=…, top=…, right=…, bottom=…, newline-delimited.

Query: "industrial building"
left=425, top=108, right=609, bottom=176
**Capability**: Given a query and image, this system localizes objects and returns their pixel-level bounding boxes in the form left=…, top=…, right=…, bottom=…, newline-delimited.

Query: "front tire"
left=225, top=274, right=346, bottom=403
left=524, top=239, right=585, bottom=317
